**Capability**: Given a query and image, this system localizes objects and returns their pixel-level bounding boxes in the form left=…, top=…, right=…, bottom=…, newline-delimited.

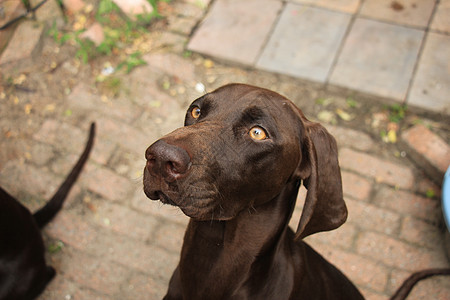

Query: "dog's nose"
left=145, top=140, right=191, bottom=182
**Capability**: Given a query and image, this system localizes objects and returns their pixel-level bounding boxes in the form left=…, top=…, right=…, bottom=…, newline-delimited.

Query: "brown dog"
left=0, top=123, right=95, bottom=300
left=143, top=84, right=448, bottom=299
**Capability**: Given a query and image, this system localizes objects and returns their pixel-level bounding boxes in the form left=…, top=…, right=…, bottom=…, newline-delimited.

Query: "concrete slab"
left=408, top=32, right=450, bottom=114
left=292, top=0, right=361, bottom=13
left=360, top=0, right=435, bottom=29
left=187, top=0, right=282, bottom=65
left=329, top=18, right=424, bottom=101
left=257, top=3, right=351, bottom=83
left=431, top=0, right=450, bottom=34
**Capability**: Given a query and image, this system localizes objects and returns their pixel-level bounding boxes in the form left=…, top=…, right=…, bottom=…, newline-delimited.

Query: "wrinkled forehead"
left=188, top=84, right=298, bottom=123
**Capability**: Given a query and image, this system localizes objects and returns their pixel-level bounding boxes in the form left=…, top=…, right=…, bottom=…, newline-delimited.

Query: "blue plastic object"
left=443, top=166, right=450, bottom=231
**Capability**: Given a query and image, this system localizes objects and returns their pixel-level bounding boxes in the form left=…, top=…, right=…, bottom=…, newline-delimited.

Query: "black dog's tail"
left=33, top=123, right=96, bottom=229
left=390, top=268, right=450, bottom=300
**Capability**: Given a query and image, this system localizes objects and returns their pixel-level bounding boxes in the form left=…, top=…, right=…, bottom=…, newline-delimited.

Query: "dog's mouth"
left=155, top=191, right=178, bottom=206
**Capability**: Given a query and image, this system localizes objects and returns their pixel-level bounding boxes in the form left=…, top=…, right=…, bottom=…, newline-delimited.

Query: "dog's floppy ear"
left=294, top=116, right=347, bottom=240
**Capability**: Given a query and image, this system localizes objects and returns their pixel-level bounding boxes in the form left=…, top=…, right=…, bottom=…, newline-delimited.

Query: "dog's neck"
left=179, top=179, right=300, bottom=298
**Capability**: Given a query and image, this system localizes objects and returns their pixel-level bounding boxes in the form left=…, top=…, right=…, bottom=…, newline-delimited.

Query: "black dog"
left=0, top=123, right=95, bottom=300
left=143, top=84, right=449, bottom=300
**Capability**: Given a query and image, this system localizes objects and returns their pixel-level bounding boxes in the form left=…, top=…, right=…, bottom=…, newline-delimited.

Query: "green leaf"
left=48, top=240, right=65, bottom=253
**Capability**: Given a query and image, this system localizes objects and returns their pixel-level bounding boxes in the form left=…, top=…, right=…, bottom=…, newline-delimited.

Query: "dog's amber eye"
left=249, top=126, right=267, bottom=140
left=191, top=107, right=201, bottom=119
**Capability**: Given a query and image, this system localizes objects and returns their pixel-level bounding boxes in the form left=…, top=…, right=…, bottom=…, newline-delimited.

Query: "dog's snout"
left=146, top=140, right=191, bottom=182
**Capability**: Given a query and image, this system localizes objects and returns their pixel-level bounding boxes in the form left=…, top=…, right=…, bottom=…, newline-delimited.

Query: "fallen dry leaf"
left=24, top=104, right=32, bottom=114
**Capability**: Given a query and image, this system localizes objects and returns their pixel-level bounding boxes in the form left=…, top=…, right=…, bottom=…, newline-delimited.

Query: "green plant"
left=117, top=52, right=146, bottom=73
left=386, top=104, right=407, bottom=123
left=47, top=0, right=170, bottom=72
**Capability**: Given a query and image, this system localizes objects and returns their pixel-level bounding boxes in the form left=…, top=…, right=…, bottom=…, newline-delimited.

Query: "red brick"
left=328, top=125, right=375, bottom=151
left=356, top=231, right=449, bottom=270
left=400, top=216, right=443, bottom=248
left=313, top=242, right=389, bottom=292
left=341, top=171, right=372, bottom=201
left=93, top=200, right=159, bottom=240
left=373, top=186, right=441, bottom=223
left=339, top=148, right=414, bottom=189
left=402, top=124, right=450, bottom=176
left=83, top=164, right=134, bottom=202
left=346, top=198, right=401, bottom=236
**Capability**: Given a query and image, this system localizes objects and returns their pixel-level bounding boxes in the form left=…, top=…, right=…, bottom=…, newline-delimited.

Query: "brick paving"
left=0, top=0, right=449, bottom=299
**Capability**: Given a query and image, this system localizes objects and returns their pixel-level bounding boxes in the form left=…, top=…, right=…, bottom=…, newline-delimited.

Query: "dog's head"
left=143, top=83, right=347, bottom=239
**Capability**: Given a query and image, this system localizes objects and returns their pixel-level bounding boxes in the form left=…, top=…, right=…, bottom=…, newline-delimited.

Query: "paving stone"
left=292, top=0, right=361, bottom=13
left=187, top=0, right=282, bottom=64
left=83, top=164, right=135, bottom=203
left=152, top=220, right=186, bottom=252
left=142, top=53, right=197, bottom=84
left=45, top=211, right=99, bottom=250
left=312, top=242, right=389, bottom=292
left=339, top=148, right=414, bottom=189
left=346, top=198, right=401, bottom=236
left=79, top=22, right=104, bottom=46
left=257, top=3, right=351, bottom=83
left=67, top=83, right=142, bottom=123
left=0, top=160, right=61, bottom=206
left=389, top=270, right=450, bottom=299
left=33, top=119, right=86, bottom=154
left=356, top=231, right=449, bottom=270
left=171, top=0, right=205, bottom=19
left=400, top=216, right=443, bottom=249
left=431, top=0, right=450, bottom=34
left=0, top=21, right=44, bottom=65
left=57, top=248, right=131, bottom=296
left=92, top=200, right=159, bottom=240
left=62, top=0, right=85, bottom=13
left=303, top=222, right=357, bottom=250
left=123, top=272, right=167, bottom=299
left=32, top=0, right=63, bottom=22
left=113, top=0, right=153, bottom=19
left=93, top=115, right=154, bottom=157
left=327, top=125, right=375, bottom=152
left=401, top=124, right=450, bottom=181
left=341, top=171, right=372, bottom=201
left=0, top=1, right=25, bottom=54
left=92, top=234, right=179, bottom=282
left=408, top=32, right=450, bottom=114
left=330, top=18, right=424, bottom=101
left=360, top=0, right=435, bottom=28
left=39, top=275, right=111, bottom=300
left=131, top=188, right=189, bottom=226
left=373, top=186, right=442, bottom=223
